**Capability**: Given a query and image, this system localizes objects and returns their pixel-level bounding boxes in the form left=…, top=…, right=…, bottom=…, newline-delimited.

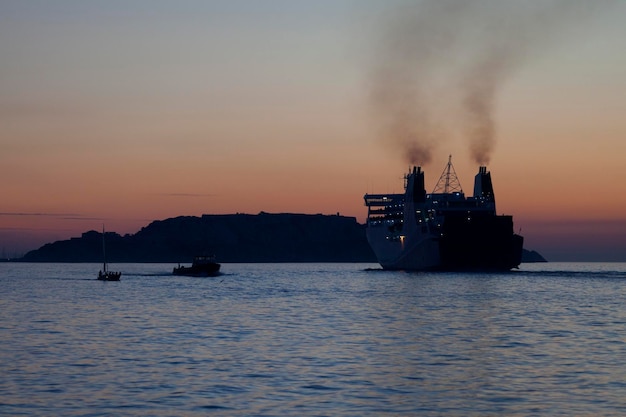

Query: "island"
left=18, top=212, right=546, bottom=263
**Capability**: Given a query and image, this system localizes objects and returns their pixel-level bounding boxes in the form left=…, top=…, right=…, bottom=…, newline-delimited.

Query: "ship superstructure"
left=364, top=156, right=523, bottom=271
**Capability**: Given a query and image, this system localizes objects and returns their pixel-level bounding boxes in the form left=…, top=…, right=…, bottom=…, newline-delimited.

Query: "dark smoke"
left=369, top=0, right=613, bottom=166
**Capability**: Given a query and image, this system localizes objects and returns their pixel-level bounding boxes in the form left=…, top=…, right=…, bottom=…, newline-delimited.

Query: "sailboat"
left=97, top=225, right=121, bottom=281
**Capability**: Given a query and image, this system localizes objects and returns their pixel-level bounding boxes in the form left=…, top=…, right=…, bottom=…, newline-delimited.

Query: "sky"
left=1, top=0, right=626, bottom=261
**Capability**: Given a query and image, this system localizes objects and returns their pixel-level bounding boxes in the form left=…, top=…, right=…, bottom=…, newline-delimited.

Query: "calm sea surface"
left=2, top=262, right=626, bottom=416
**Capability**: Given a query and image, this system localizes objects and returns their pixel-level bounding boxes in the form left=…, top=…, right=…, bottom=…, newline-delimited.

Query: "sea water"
left=1, top=262, right=626, bottom=416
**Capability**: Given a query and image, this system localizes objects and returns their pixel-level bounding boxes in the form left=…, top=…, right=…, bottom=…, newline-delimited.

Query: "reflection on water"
left=2, top=262, right=626, bottom=415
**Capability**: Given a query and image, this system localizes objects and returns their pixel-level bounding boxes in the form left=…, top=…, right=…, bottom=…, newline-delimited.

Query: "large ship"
left=364, top=156, right=523, bottom=271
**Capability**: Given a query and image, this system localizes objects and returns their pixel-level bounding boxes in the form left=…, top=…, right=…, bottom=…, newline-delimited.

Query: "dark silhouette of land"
left=18, top=212, right=547, bottom=263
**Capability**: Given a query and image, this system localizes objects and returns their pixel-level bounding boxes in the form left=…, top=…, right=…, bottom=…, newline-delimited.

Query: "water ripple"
left=2, top=262, right=626, bottom=415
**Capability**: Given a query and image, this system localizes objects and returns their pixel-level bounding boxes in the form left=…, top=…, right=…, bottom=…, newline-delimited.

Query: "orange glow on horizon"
left=2, top=1, right=626, bottom=261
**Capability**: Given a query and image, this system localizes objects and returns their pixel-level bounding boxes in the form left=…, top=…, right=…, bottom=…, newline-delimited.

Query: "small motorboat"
left=173, top=255, right=221, bottom=277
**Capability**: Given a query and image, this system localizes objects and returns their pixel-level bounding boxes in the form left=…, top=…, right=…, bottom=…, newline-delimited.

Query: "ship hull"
left=439, top=214, right=523, bottom=271
left=366, top=224, right=523, bottom=271
left=172, top=263, right=220, bottom=277
left=366, top=228, right=441, bottom=271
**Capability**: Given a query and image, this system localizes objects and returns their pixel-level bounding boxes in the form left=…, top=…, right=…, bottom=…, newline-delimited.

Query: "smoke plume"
left=369, top=0, right=611, bottom=165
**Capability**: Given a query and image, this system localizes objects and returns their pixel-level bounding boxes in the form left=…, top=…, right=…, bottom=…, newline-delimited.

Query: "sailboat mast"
left=102, top=225, right=107, bottom=273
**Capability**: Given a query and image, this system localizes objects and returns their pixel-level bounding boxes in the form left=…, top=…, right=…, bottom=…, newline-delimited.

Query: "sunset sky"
left=2, top=0, right=626, bottom=261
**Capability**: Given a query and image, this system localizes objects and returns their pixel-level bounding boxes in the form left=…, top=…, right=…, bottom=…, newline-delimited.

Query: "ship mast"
left=432, top=155, right=463, bottom=194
